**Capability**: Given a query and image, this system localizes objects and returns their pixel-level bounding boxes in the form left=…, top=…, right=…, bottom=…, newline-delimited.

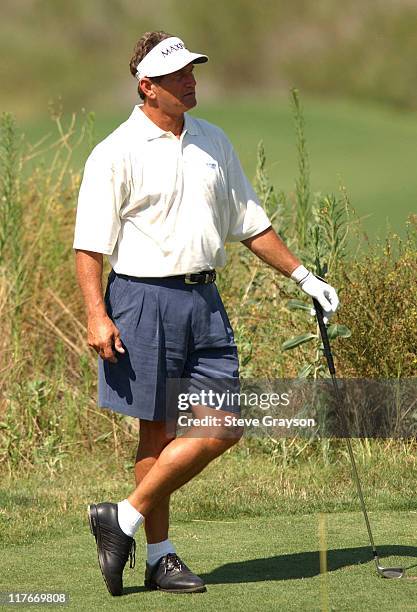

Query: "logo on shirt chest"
left=182, top=148, right=225, bottom=197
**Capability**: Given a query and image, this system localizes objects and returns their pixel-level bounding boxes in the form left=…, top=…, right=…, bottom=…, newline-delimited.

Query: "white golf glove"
left=291, top=265, right=339, bottom=324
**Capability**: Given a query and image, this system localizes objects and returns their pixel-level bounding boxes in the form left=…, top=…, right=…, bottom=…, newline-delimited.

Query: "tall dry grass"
left=0, top=94, right=416, bottom=473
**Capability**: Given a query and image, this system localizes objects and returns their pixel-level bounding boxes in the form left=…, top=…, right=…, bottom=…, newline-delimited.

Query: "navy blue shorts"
left=98, top=270, right=240, bottom=421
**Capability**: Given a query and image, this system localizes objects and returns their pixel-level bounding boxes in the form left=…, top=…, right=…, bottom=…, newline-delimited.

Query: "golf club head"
left=375, top=560, right=405, bottom=579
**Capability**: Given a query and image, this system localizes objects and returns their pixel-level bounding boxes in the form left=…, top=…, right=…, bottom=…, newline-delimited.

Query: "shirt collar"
left=184, top=113, right=199, bottom=136
left=129, top=105, right=200, bottom=140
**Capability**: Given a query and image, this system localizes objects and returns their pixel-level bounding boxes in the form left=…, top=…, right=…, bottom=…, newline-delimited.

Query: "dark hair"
left=129, top=31, right=172, bottom=100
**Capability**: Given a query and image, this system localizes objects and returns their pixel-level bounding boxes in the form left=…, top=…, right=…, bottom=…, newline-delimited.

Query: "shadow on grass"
left=123, top=586, right=149, bottom=595
left=201, top=545, right=417, bottom=583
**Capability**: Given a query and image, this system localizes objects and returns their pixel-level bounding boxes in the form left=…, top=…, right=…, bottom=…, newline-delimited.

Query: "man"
left=73, top=31, right=339, bottom=596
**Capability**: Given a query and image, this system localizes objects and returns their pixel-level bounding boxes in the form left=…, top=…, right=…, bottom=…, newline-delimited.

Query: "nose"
left=187, top=72, right=196, bottom=87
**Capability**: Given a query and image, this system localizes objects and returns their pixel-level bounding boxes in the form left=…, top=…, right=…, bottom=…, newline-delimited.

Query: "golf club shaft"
left=312, top=297, right=377, bottom=556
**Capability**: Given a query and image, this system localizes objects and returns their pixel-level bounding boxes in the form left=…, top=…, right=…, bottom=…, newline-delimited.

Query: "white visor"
left=135, top=37, right=208, bottom=80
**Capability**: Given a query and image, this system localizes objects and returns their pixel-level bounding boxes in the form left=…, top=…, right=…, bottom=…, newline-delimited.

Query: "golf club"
left=312, top=292, right=404, bottom=579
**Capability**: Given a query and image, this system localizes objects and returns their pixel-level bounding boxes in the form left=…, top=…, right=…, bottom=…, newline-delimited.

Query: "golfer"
left=73, top=31, right=339, bottom=596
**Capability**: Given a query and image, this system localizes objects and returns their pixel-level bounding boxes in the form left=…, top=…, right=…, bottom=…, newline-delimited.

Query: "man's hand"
left=241, top=228, right=340, bottom=324
left=88, top=313, right=125, bottom=363
left=293, top=268, right=339, bottom=324
left=75, top=250, right=127, bottom=362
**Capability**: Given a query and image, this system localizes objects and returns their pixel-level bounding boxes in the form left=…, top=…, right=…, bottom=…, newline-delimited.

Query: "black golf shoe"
left=144, top=553, right=206, bottom=593
left=88, top=502, right=136, bottom=596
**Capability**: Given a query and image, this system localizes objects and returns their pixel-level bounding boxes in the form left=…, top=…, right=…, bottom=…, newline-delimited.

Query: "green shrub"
left=336, top=224, right=417, bottom=378
left=0, top=96, right=416, bottom=473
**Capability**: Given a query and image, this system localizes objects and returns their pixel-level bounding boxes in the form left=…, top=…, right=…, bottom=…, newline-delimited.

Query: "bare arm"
left=75, top=250, right=125, bottom=363
left=242, top=226, right=340, bottom=321
left=75, top=249, right=107, bottom=316
left=242, top=226, right=301, bottom=277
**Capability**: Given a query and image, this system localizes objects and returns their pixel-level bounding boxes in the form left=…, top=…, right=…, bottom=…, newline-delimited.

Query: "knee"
left=206, top=424, right=244, bottom=457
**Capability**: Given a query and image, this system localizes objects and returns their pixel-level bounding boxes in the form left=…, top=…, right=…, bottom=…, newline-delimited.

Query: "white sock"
left=147, top=539, right=176, bottom=567
left=117, top=499, right=144, bottom=537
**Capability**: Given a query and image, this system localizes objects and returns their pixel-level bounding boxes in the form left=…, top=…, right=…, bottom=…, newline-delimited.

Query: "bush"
left=336, top=224, right=417, bottom=378
left=0, top=96, right=416, bottom=473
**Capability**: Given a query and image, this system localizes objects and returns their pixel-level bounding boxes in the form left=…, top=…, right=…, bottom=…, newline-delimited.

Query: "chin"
left=183, top=95, right=197, bottom=110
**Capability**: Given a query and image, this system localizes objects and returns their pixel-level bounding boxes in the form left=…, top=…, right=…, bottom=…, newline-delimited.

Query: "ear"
left=140, top=77, right=157, bottom=100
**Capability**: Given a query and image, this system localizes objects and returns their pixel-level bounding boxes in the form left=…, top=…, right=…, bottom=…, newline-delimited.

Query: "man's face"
left=150, top=63, right=197, bottom=114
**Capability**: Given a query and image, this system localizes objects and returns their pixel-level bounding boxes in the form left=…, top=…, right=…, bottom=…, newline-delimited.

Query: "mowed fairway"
left=1, top=448, right=417, bottom=611
left=21, top=96, right=417, bottom=240
left=1, top=513, right=417, bottom=611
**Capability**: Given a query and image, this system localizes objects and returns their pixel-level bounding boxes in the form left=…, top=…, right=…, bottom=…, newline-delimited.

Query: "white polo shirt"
left=73, top=105, right=271, bottom=277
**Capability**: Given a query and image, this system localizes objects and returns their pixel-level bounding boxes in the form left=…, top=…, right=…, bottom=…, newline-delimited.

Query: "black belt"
left=115, top=270, right=216, bottom=285
left=178, top=270, right=217, bottom=284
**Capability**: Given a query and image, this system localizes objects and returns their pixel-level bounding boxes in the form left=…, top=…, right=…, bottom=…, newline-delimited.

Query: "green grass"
left=1, top=512, right=416, bottom=611
left=1, top=445, right=417, bottom=610
left=19, top=95, right=417, bottom=241
left=1, top=441, right=417, bottom=547
left=2, top=1, right=417, bottom=116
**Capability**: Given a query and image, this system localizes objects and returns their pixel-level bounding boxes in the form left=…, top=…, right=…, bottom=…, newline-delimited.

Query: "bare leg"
left=128, top=407, right=242, bottom=515
left=134, top=420, right=175, bottom=544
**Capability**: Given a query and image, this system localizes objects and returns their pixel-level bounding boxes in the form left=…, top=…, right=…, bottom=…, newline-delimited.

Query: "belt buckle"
left=206, top=270, right=216, bottom=284
left=184, top=270, right=216, bottom=285
left=184, top=274, right=198, bottom=285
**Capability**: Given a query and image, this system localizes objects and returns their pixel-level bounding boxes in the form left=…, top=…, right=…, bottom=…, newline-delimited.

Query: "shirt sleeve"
left=73, top=145, right=128, bottom=254
left=224, top=139, right=272, bottom=242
